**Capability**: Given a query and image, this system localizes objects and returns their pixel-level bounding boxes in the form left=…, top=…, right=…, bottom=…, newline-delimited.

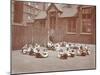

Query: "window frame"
left=80, top=7, right=92, bottom=34
left=39, top=19, right=45, bottom=28
left=67, top=18, right=77, bottom=34
left=49, top=11, right=56, bottom=29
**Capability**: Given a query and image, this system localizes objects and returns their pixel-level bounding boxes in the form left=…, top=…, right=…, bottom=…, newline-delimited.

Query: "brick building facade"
left=12, top=1, right=96, bottom=50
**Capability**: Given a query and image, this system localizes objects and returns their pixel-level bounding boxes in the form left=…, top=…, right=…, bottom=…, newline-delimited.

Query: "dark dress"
left=35, top=53, right=43, bottom=58
left=60, top=53, right=68, bottom=59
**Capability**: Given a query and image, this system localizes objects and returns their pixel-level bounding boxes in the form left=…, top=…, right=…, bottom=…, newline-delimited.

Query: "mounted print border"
left=11, top=0, right=96, bottom=74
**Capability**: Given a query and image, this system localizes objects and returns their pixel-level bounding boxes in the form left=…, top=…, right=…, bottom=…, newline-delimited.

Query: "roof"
left=55, top=4, right=63, bottom=12
left=60, top=5, right=78, bottom=17
left=34, top=4, right=78, bottom=19
left=35, top=11, right=46, bottom=19
left=47, top=3, right=63, bottom=12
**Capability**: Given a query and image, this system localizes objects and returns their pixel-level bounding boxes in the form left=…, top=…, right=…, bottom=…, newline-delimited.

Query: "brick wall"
left=12, top=24, right=48, bottom=50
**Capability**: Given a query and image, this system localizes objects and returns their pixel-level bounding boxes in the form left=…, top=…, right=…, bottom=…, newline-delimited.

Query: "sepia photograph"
left=11, top=0, right=96, bottom=74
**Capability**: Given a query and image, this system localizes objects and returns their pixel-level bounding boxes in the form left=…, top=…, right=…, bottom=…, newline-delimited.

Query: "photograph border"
left=10, top=0, right=96, bottom=74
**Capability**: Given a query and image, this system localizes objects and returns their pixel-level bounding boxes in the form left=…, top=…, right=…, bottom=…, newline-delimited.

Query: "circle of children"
left=21, top=41, right=91, bottom=59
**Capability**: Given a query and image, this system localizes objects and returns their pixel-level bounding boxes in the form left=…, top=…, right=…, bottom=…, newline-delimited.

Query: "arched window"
left=49, top=12, right=56, bottom=29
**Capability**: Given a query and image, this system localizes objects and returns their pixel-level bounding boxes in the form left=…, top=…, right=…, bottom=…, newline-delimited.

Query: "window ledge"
left=66, top=32, right=77, bottom=34
left=12, top=22, right=23, bottom=26
left=80, top=33, right=92, bottom=35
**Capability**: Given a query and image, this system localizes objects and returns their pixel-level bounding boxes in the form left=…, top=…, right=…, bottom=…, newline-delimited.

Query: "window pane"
left=81, top=7, right=92, bottom=33
left=82, top=19, right=92, bottom=33
left=50, top=13, right=56, bottom=29
left=40, top=20, right=45, bottom=28
left=68, top=22, right=71, bottom=32
left=68, top=19, right=76, bottom=32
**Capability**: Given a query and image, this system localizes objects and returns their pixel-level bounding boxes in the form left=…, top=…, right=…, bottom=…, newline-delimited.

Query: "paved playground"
left=11, top=45, right=96, bottom=74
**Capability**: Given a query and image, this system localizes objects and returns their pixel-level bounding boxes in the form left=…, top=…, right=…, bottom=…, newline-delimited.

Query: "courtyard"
left=11, top=44, right=96, bottom=74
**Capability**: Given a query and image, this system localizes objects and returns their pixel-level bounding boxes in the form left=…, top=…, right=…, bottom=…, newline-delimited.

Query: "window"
left=27, top=15, right=31, bottom=20
left=50, top=16, right=56, bottom=25
left=82, top=19, right=92, bottom=33
left=50, top=12, right=56, bottom=16
left=81, top=7, right=92, bottom=33
left=82, top=14, right=91, bottom=19
left=47, top=3, right=51, bottom=6
left=14, top=1, right=23, bottom=23
left=27, top=8, right=31, bottom=13
left=40, top=20, right=45, bottom=28
left=35, top=5, right=38, bottom=8
left=49, top=12, right=56, bottom=29
left=67, top=19, right=76, bottom=32
left=50, top=16, right=56, bottom=29
left=28, top=2, right=31, bottom=5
